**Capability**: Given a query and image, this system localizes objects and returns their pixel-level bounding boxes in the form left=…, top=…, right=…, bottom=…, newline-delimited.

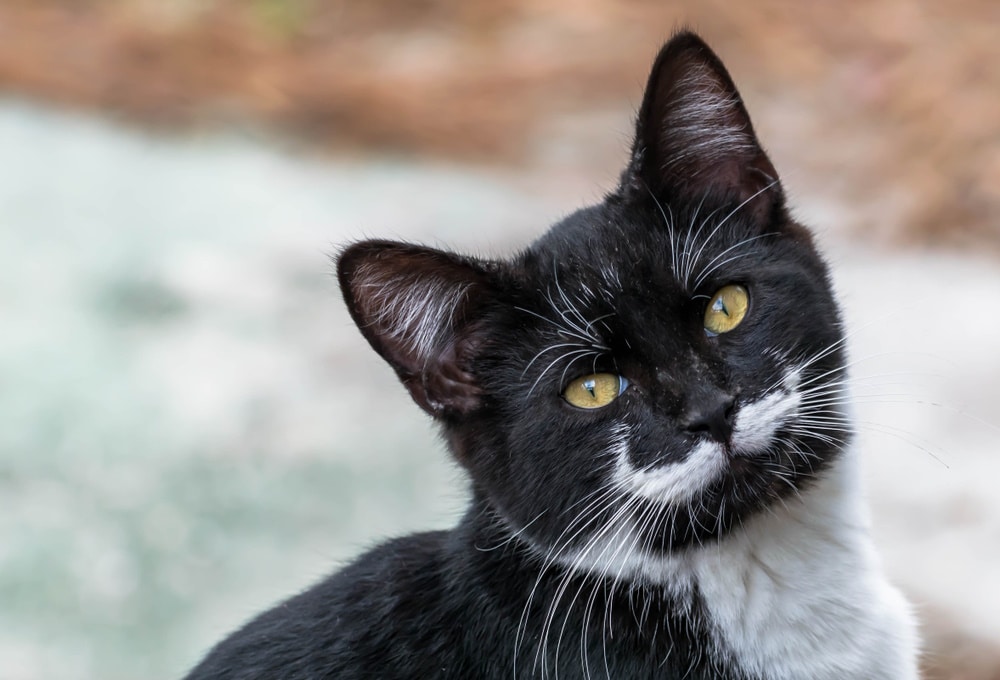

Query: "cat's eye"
left=704, top=284, right=749, bottom=335
left=562, top=373, right=627, bottom=410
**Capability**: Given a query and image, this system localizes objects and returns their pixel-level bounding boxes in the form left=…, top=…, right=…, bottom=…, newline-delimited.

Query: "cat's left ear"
left=621, top=31, right=783, bottom=220
left=338, top=241, right=496, bottom=419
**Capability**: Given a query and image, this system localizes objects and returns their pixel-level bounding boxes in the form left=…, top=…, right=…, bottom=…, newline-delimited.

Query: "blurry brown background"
left=2, top=0, right=998, bottom=250
left=1, top=2, right=998, bottom=679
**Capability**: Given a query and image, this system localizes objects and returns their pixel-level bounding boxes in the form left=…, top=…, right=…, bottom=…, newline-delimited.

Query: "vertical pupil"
left=713, top=297, right=729, bottom=317
left=583, top=379, right=597, bottom=398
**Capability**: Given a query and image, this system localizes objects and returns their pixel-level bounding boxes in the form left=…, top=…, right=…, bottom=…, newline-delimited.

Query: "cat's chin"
left=521, top=449, right=854, bottom=589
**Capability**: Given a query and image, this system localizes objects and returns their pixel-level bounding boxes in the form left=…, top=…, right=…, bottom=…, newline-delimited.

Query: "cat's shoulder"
left=184, top=530, right=459, bottom=680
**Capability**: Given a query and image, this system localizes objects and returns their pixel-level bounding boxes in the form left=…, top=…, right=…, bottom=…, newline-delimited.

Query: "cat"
left=183, top=31, right=919, bottom=680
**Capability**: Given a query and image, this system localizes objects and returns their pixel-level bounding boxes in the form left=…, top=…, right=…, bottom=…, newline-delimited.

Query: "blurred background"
left=1, top=1, right=998, bottom=678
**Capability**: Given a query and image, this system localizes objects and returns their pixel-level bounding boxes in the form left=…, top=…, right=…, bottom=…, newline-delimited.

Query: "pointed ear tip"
left=338, top=238, right=393, bottom=261
left=336, top=239, right=404, bottom=281
left=651, top=30, right=728, bottom=73
left=666, top=29, right=711, bottom=49
left=337, top=240, right=395, bottom=303
left=335, top=241, right=368, bottom=289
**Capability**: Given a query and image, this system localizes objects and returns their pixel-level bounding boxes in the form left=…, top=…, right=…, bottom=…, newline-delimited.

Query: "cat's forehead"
left=525, top=196, right=766, bottom=295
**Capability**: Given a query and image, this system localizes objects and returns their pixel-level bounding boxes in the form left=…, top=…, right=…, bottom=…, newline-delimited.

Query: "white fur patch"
left=731, top=385, right=800, bottom=455
left=614, top=438, right=726, bottom=505
left=544, top=453, right=918, bottom=679
left=688, top=453, right=919, bottom=680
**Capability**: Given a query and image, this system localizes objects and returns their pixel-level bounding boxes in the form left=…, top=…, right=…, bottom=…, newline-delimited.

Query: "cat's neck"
left=483, top=448, right=874, bottom=590
left=471, top=449, right=918, bottom=680
left=674, top=449, right=918, bottom=679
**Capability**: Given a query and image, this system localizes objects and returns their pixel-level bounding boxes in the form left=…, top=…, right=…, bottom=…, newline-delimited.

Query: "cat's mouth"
left=613, top=385, right=802, bottom=506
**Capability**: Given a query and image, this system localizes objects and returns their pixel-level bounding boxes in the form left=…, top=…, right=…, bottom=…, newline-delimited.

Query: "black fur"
left=186, top=501, right=731, bottom=679
left=184, top=31, right=847, bottom=680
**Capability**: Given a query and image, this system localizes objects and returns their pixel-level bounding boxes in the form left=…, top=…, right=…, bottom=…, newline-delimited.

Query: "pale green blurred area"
left=0, top=101, right=572, bottom=679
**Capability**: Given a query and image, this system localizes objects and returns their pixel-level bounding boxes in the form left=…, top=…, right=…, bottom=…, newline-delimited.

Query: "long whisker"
left=644, top=182, right=679, bottom=278
left=522, top=342, right=594, bottom=378
left=692, top=232, right=778, bottom=289
left=686, top=180, right=779, bottom=286
left=529, top=348, right=603, bottom=397
left=515, top=305, right=600, bottom=346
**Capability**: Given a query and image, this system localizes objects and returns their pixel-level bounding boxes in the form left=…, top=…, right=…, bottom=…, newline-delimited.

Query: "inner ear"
left=621, top=31, right=782, bottom=217
left=337, top=241, right=496, bottom=418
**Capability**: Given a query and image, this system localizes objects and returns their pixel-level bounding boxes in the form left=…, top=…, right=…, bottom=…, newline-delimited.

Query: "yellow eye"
left=704, top=284, right=749, bottom=335
left=563, top=373, right=625, bottom=409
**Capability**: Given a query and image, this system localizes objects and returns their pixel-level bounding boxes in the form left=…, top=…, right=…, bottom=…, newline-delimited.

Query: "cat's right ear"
left=620, top=31, right=783, bottom=220
left=337, top=241, right=496, bottom=419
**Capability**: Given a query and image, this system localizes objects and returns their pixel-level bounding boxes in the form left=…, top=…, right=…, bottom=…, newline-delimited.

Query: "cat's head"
left=338, top=32, right=848, bottom=571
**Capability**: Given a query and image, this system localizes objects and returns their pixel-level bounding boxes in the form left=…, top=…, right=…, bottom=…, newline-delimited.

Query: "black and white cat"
left=185, top=32, right=918, bottom=679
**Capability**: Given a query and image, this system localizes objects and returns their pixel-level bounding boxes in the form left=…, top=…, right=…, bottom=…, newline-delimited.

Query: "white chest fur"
left=543, top=451, right=920, bottom=679
left=684, top=452, right=919, bottom=679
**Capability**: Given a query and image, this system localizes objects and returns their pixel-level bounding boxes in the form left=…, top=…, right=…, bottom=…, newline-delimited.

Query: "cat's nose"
left=682, top=392, right=736, bottom=444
